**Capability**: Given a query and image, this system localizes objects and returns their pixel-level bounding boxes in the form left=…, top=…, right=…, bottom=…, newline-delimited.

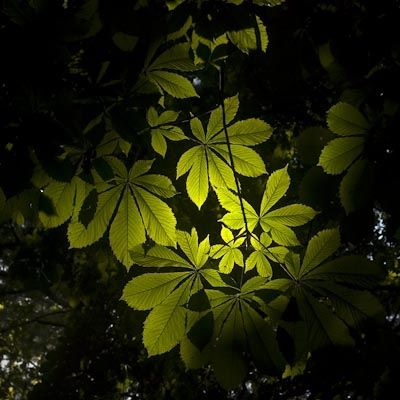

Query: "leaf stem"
left=218, top=63, right=250, bottom=287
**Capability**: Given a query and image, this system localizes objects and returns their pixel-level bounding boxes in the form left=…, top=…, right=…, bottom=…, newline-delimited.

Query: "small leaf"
left=112, top=32, right=138, bottom=52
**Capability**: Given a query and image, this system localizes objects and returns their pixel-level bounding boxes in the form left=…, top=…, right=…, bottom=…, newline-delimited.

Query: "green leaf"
left=319, top=137, right=365, bottom=175
left=242, top=302, right=285, bottom=371
left=296, top=126, right=334, bottom=165
left=213, top=144, right=266, bottom=177
left=68, top=186, right=122, bottom=248
left=295, top=288, right=355, bottom=349
left=299, top=228, right=340, bottom=278
left=207, top=149, right=236, bottom=189
left=186, top=148, right=209, bottom=209
left=148, top=43, right=197, bottom=72
left=206, top=95, right=239, bottom=140
left=210, top=118, right=272, bottom=145
left=129, top=159, right=154, bottom=179
left=310, top=281, right=384, bottom=327
left=133, top=174, right=177, bottom=198
left=228, top=15, right=268, bottom=54
left=134, top=186, right=176, bottom=246
left=267, top=224, right=300, bottom=247
left=177, top=228, right=200, bottom=267
left=260, top=165, right=290, bottom=215
left=130, top=245, right=191, bottom=268
left=339, top=159, right=372, bottom=214
left=190, top=117, right=206, bottom=142
left=262, top=204, right=318, bottom=227
left=109, top=188, right=146, bottom=267
left=122, top=272, right=189, bottom=310
left=39, top=181, right=75, bottom=228
left=304, top=255, right=384, bottom=287
left=327, top=102, right=370, bottom=136
left=245, top=251, right=272, bottom=277
left=200, top=269, right=231, bottom=288
left=176, top=146, right=203, bottom=179
left=143, top=279, right=191, bottom=355
left=112, top=32, right=138, bottom=52
left=148, top=70, right=198, bottom=98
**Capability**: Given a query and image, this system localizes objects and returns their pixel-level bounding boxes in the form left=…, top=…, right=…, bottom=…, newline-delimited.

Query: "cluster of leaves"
left=0, top=0, right=390, bottom=393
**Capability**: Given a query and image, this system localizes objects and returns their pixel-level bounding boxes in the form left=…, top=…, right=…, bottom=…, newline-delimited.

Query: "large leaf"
left=177, top=96, right=270, bottom=208
left=295, top=288, right=355, bottom=349
left=148, top=70, right=198, bottom=98
left=143, top=280, right=191, bottom=355
left=339, top=159, right=373, bottom=214
left=304, top=255, right=384, bottom=287
left=148, top=43, right=197, bottom=72
left=319, top=137, right=365, bottom=175
left=122, top=272, right=190, bottom=310
left=134, top=186, right=176, bottom=246
left=310, top=281, right=384, bottom=327
left=327, top=102, right=370, bottom=136
left=260, top=166, right=290, bottom=215
left=109, top=188, right=146, bottom=267
left=210, top=118, right=272, bottom=145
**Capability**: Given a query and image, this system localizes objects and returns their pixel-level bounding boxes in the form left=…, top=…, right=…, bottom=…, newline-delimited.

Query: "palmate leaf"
left=245, top=232, right=288, bottom=277
left=319, top=137, right=365, bottom=175
left=319, top=102, right=370, bottom=175
left=177, top=95, right=272, bottom=208
left=327, top=102, right=370, bottom=136
left=68, top=157, right=177, bottom=268
left=122, top=228, right=229, bottom=356
left=273, top=229, right=384, bottom=350
left=136, top=42, right=199, bottom=99
left=217, top=166, right=317, bottom=246
left=295, top=287, right=355, bottom=349
left=210, top=227, right=244, bottom=273
left=146, top=107, right=185, bottom=157
left=202, top=280, right=284, bottom=389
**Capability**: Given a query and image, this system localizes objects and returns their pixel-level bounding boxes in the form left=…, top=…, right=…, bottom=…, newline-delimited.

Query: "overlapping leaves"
left=319, top=103, right=372, bottom=213
left=177, top=95, right=272, bottom=208
left=67, top=157, right=177, bottom=268
left=262, top=229, right=384, bottom=353
left=216, top=165, right=318, bottom=246
left=134, top=42, right=199, bottom=98
left=122, top=228, right=229, bottom=355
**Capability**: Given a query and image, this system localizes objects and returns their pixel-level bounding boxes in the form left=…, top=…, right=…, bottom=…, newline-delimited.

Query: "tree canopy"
left=1, top=0, right=400, bottom=398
